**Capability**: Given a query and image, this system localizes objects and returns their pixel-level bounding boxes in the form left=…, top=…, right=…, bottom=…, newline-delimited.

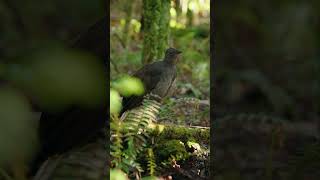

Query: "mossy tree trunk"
left=186, top=6, right=194, bottom=26
left=122, top=2, right=134, bottom=48
left=142, top=0, right=170, bottom=64
left=122, top=2, right=134, bottom=64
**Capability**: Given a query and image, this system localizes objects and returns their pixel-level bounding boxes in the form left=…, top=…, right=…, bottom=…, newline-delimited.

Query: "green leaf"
left=142, top=176, right=158, bottom=180
left=110, top=169, right=128, bottom=180
left=110, top=89, right=122, bottom=115
left=112, top=76, right=144, bottom=97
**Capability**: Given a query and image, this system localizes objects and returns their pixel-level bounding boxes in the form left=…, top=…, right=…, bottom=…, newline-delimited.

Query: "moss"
left=157, top=125, right=209, bottom=145
left=142, top=0, right=170, bottom=64
left=151, top=125, right=209, bottom=168
left=155, top=139, right=189, bottom=161
left=157, top=0, right=170, bottom=58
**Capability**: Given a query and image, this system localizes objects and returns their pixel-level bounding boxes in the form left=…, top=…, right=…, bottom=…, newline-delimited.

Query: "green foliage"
left=112, top=76, right=144, bottom=97
left=110, top=169, right=128, bottom=180
left=110, top=76, right=148, bottom=175
left=110, top=115, right=124, bottom=167
left=110, top=94, right=161, bottom=177
left=110, top=75, right=145, bottom=115
left=179, top=83, right=203, bottom=97
left=141, top=176, right=158, bottom=180
left=156, top=140, right=189, bottom=162
left=146, top=148, right=156, bottom=176
left=110, top=1, right=210, bottom=178
left=126, top=51, right=143, bottom=66
left=110, top=0, right=210, bottom=100
left=171, top=27, right=210, bottom=97
left=110, top=89, right=122, bottom=115
left=5, top=46, right=106, bottom=111
left=158, top=126, right=209, bottom=145
left=186, top=141, right=202, bottom=154
left=110, top=93, right=209, bottom=178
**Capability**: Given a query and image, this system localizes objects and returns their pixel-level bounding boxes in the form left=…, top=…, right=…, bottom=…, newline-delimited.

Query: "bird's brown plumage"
left=121, top=48, right=181, bottom=115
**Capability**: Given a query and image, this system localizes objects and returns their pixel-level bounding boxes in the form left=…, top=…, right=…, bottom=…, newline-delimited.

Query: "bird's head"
left=164, top=47, right=182, bottom=64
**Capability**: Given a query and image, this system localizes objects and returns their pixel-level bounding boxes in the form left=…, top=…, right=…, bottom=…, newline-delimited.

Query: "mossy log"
left=150, top=123, right=210, bottom=180
left=152, top=123, right=209, bottom=145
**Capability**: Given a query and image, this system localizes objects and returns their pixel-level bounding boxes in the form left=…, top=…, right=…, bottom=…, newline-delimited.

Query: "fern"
left=110, top=115, right=124, bottom=167
left=110, top=93, right=162, bottom=177
left=146, top=148, right=156, bottom=176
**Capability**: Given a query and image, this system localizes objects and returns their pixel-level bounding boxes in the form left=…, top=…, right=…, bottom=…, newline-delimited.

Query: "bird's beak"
left=177, top=50, right=182, bottom=54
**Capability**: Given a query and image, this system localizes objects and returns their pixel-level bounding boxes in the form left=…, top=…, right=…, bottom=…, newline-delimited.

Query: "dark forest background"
left=214, top=1, right=320, bottom=179
left=1, top=0, right=106, bottom=179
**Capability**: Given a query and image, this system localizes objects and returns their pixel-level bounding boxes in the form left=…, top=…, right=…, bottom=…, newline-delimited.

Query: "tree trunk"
left=142, top=0, right=170, bottom=64
left=122, top=2, right=134, bottom=49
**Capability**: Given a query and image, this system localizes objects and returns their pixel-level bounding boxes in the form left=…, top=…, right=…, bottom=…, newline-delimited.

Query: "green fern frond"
left=110, top=93, right=162, bottom=175
left=146, top=148, right=156, bottom=176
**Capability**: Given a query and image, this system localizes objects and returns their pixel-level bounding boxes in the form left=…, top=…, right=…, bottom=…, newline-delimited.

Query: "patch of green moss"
left=158, top=126, right=209, bottom=145
left=155, top=139, right=189, bottom=161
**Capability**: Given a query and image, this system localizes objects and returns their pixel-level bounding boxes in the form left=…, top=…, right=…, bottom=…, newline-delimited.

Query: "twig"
left=113, top=32, right=126, bottom=48
left=155, top=123, right=210, bottom=129
left=110, top=57, right=120, bottom=73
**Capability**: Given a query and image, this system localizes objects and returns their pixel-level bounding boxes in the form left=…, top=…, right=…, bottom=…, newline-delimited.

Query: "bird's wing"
left=164, top=70, right=177, bottom=97
left=133, top=62, right=162, bottom=92
left=121, top=62, right=163, bottom=113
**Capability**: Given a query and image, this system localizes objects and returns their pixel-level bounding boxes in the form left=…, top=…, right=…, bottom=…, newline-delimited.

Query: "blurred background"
left=110, top=0, right=210, bottom=127
left=214, top=1, right=320, bottom=123
left=1, top=0, right=104, bottom=57
left=214, top=1, right=320, bottom=179
left=0, top=0, right=105, bottom=178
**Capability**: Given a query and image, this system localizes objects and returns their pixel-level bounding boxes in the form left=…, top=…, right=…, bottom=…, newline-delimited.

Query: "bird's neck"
left=163, top=57, right=176, bottom=65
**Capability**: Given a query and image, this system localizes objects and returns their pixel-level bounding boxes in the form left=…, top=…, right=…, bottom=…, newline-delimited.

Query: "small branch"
left=110, top=57, right=120, bottom=73
left=160, top=123, right=210, bottom=129
left=113, top=32, right=126, bottom=48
